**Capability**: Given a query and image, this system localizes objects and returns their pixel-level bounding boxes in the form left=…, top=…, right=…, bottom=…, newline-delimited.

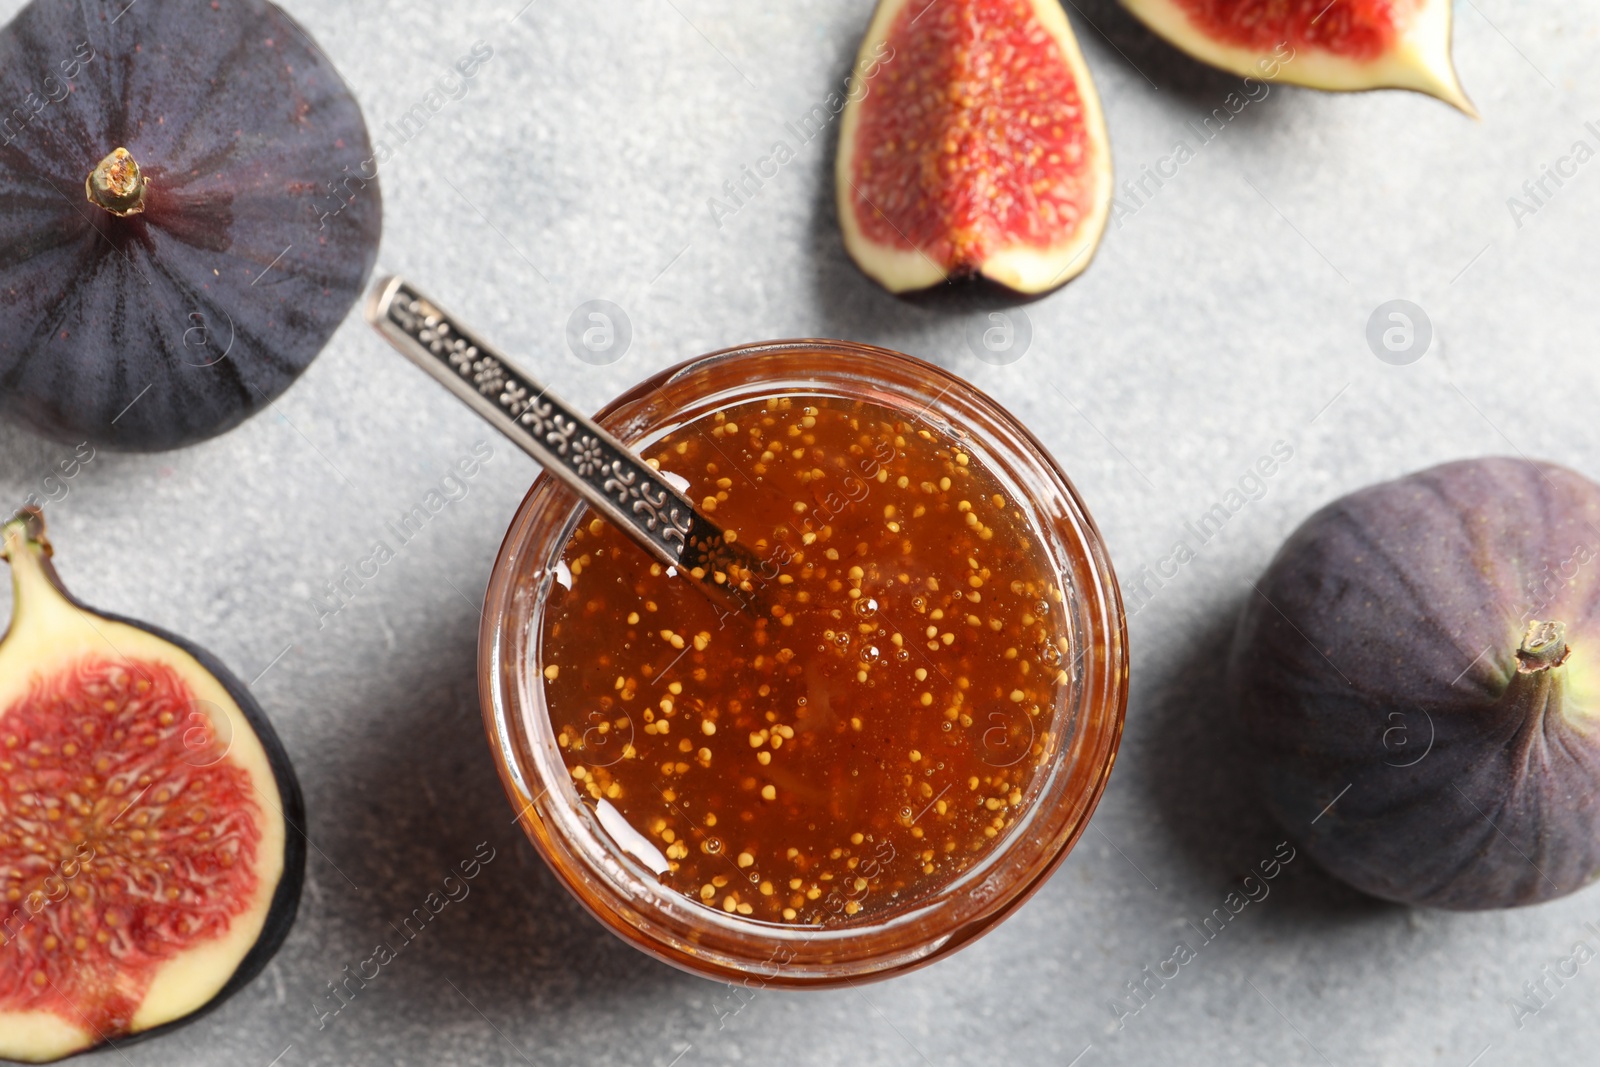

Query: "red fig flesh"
left=837, top=0, right=1113, bottom=294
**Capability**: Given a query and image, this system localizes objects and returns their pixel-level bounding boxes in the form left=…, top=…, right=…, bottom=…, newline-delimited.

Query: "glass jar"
left=480, top=340, right=1126, bottom=986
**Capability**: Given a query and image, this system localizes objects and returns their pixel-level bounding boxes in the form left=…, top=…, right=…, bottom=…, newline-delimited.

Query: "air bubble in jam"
left=540, top=393, right=1070, bottom=926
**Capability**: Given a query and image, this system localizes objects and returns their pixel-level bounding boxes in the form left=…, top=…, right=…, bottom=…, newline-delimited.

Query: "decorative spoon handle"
left=365, top=276, right=760, bottom=612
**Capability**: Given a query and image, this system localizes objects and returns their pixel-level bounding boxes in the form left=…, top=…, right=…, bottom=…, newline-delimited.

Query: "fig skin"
left=1231, top=458, right=1600, bottom=910
left=0, top=0, right=381, bottom=451
left=0, top=509, right=306, bottom=1061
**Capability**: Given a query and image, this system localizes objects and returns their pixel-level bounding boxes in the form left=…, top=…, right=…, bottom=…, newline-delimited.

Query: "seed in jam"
left=540, top=394, right=1071, bottom=925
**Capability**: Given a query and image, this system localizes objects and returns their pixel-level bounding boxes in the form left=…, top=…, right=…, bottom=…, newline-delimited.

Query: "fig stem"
left=0, top=506, right=50, bottom=560
left=1517, top=620, right=1569, bottom=673
left=86, top=147, right=147, bottom=217
left=1, top=507, right=70, bottom=643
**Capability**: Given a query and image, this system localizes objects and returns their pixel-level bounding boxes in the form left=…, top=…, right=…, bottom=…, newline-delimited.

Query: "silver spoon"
left=365, top=276, right=764, bottom=616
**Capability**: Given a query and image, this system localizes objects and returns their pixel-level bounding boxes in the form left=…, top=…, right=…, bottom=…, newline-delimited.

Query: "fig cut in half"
left=836, top=0, right=1113, bottom=295
left=1120, top=0, right=1473, bottom=113
left=1233, top=459, right=1600, bottom=910
left=0, top=0, right=383, bottom=451
left=0, top=509, right=304, bottom=1061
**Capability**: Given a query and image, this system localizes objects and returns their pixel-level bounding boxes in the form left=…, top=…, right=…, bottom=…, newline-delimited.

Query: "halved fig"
left=1232, top=459, right=1600, bottom=909
left=0, top=0, right=382, bottom=451
left=836, top=0, right=1113, bottom=295
left=1120, top=0, right=1473, bottom=113
left=0, top=509, right=304, bottom=1061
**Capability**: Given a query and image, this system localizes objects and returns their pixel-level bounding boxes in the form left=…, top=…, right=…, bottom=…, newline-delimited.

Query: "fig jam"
left=539, top=393, right=1072, bottom=925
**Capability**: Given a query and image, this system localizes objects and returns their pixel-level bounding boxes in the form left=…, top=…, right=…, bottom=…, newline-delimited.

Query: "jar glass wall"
left=481, top=340, right=1127, bottom=986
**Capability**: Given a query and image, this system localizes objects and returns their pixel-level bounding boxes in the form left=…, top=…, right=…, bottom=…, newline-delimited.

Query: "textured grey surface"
left=2, top=0, right=1599, bottom=1064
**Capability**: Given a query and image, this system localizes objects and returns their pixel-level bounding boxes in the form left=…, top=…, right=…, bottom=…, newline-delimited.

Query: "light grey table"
left=2, top=1, right=1597, bottom=1064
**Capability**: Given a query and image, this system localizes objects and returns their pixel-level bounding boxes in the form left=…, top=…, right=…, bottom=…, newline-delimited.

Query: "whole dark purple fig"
left=0, top=0, right=381, bottom=451
left=1232, top=457, right=1600, bottom=909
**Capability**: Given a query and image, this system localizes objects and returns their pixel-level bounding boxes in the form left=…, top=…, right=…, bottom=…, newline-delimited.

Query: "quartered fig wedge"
left=0, top=509, right=304, bottom=1062
left=836, top=0, right=1113, bottom=295
left=0, top=0, right=382, bottom=451
left=1233, top=459, right=1600, bottom=909
left=1121, top=0, right=1473, bottom=113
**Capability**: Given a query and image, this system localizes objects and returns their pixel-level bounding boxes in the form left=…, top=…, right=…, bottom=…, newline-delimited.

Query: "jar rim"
left=480, top=339, right=1127, bottom=985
